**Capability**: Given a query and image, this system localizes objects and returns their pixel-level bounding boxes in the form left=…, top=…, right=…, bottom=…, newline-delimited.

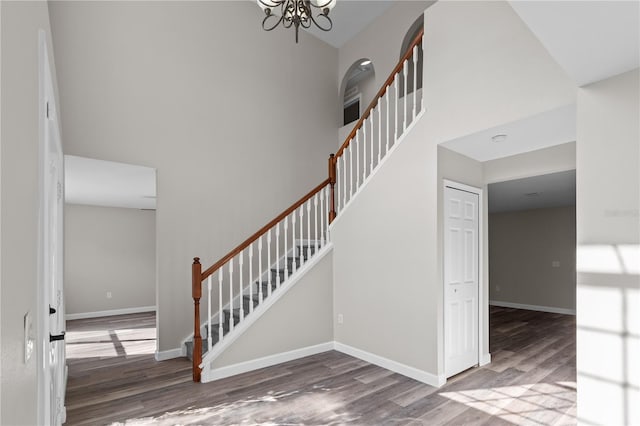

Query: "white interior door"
left=39, top=31, right=66, bottom=426
left=444, top=185, right=479, bottom=378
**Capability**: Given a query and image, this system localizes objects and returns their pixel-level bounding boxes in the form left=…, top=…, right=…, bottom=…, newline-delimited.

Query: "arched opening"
left=339, top=58, right=376, bottom=126
left=399, top=14, right=424, bottom=96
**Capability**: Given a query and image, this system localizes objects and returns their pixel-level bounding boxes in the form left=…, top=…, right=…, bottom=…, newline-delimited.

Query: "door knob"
left=49, top=306, right=57, bottom=315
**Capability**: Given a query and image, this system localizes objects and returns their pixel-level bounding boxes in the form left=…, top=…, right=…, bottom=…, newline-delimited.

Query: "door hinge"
left=57, top=181, right=62, bottom=201
left=46, top=101, right=50, bottom=119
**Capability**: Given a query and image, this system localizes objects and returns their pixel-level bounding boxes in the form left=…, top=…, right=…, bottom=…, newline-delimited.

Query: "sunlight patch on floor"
left=439, top=382, right=576, bottom=426
left=110, top=388, right=361, bottom=425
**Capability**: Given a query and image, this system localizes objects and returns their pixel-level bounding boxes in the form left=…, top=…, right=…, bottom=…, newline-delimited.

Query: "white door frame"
left=37, top=30, right=66, bottom=426
left=442, top=179, right=487, bottom=380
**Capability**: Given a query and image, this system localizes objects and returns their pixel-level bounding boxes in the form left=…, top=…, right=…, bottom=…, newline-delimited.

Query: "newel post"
left=192, top=257, right=202, bottom=382
left=328, top=154, right=337, bottom=223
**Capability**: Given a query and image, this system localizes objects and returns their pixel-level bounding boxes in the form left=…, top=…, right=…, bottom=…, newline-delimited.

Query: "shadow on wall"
left=576, top=243, right=640, bottom=425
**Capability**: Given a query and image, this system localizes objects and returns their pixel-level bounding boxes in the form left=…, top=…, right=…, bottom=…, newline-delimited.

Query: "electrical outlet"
left=106, top=291, right=112, bottom=299
left=552, top=261, right=561, bottom=268
left=337, top=314, right=344, bottom=324
left=495, top=285, right=500, bottom=292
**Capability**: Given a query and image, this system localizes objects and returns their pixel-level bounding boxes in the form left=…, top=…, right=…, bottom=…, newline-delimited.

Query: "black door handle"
left=49, top=306, right=57, bottom=315
left=50, top=332, right=65, bottom=342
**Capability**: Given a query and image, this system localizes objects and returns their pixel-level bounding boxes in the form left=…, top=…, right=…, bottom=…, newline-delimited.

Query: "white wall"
left=576, top=69, right=640, bottom=425
left=49, top=1, right=339, bottom=351
left=0, top=1, right=57, bottom=424
left=64, top=204, right=156, bottom=316
left=489, top=206, right=577, bottom=312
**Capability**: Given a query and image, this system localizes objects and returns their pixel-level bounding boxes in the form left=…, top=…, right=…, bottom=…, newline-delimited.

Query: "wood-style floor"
left=65, top=307, right=576, bottom=425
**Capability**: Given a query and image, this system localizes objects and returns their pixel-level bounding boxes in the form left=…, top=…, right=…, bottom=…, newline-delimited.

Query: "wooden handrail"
left=335, top=27, right=424, bottom=158
left=201, top=178, right=332, bottom=281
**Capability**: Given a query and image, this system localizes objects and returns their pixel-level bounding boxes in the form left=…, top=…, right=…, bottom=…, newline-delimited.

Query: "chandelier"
left=257, top=0, right=337, bottom=43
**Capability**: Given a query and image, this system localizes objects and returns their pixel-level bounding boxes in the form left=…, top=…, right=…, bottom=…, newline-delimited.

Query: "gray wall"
left=0, top=1, right=56, bottom=424
left=64, top=204, right=156, bottom=316
left=49, top=1, right=339, bottom=352
left=489, top=206, right=576, bottom=312
left=576, top=69, right=639, bottom=425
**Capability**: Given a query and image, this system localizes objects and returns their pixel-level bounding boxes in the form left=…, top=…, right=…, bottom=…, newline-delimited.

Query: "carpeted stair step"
left=297, top=245, right=317, bottom=259
left=243, top=293, right=261, bottom=312
left=270, top=267, right=294, bottom=283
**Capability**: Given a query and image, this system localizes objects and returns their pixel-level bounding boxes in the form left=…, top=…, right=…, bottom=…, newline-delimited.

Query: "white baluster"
left=207, top=275, right=212, bottom=351
left=394, top=73, right=399, bottom=141
left=299, top=207, right=304, bottom=267
left=239, top=250, right=244, bottom=321
left=218, top=270, right=223, bottom=340
left=336, top=158, right=342, bottom=213
left=248, top=244, right=254, bottom=313
left=258, top=236, right=263, bottom=302
left=267, top=229, right=272, bottom=297
left=349, top=142, right=354, bottom=197
left=363, top=118, right=367, bottom=182
left=320, top=190, right=325, bottom=247
left=386, top=85, right=390, bottom=153
left=229, top=259, right=234, bottom=332
left=306, top=200, right=311, bottom=261
left=284, top=216, right=289, bottom=282
left=403, top=60, right=409, bottom=132
left=356, top=130, right=361, bottom=189
left=314, top=193, right=319, bottom=254
left=412, top=45, right=418, bottom=121
left=370, top=110, right=374, bottom=173
left=342, top=154, right=346, bottom=208
left=378, top=101, right=382, bottom=164
left=325, top=186, right=331, bottom=242
left=292, top=211, right=297, bottom=273
left=276, top=222, right=280, bottom=288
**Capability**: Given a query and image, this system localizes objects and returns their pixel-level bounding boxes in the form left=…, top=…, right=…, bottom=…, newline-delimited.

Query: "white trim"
left=155, top=347, right=185, bottom=361
left=480, top=353, right=492, bottom=367
left=329, top=109, right=426, bottom=229
left=65, top=306, right=156, bottom=321
left=202, top=342, right=334, bottom=383
left=199, top=244, right=334, bottom=369
left=334, top=342, right=446, bottom=388
left=489, top=300, right=576, bottom=315
left=442, top=179, right=485, bottom=379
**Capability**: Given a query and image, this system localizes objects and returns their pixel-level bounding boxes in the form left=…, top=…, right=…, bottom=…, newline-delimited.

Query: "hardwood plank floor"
left=65, top=306, right=576, bottom=425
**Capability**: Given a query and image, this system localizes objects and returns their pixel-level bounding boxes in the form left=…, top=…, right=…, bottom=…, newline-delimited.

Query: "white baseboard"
left=65, top=305, right=156, bottom=321
left=334, top=342, right=446, bottom=388
left=202, top=342, right=334, bottom=383
left=489, top=300, right=575, bottom=315
left=155, top=347, right=185, bottom=361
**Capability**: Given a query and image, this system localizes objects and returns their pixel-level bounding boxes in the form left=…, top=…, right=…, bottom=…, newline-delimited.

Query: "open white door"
left=38, top=31, right=66, bottom=426
left=444, top=183, right=480, bottom=378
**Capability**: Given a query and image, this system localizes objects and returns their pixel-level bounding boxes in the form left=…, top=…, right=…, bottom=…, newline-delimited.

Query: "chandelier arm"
left=262, top=13, right=286, bottom=31
left=308, top=12, right=332, bottom=32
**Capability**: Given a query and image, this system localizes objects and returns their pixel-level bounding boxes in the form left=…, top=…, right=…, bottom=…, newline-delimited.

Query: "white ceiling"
left=302, top=0, right=395, bottom=48
left=65, top=155, right=157, bottom=210
left=509, top=1, right=640, bottom=87
left=440, top=104, right=576, bottom=162
left=489, top=170, right=576, bottom=213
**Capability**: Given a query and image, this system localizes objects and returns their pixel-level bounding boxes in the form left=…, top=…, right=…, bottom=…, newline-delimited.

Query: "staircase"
left=188, top=28, right=425, bottom=383
left=184, top=244, right=316, bottom=361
